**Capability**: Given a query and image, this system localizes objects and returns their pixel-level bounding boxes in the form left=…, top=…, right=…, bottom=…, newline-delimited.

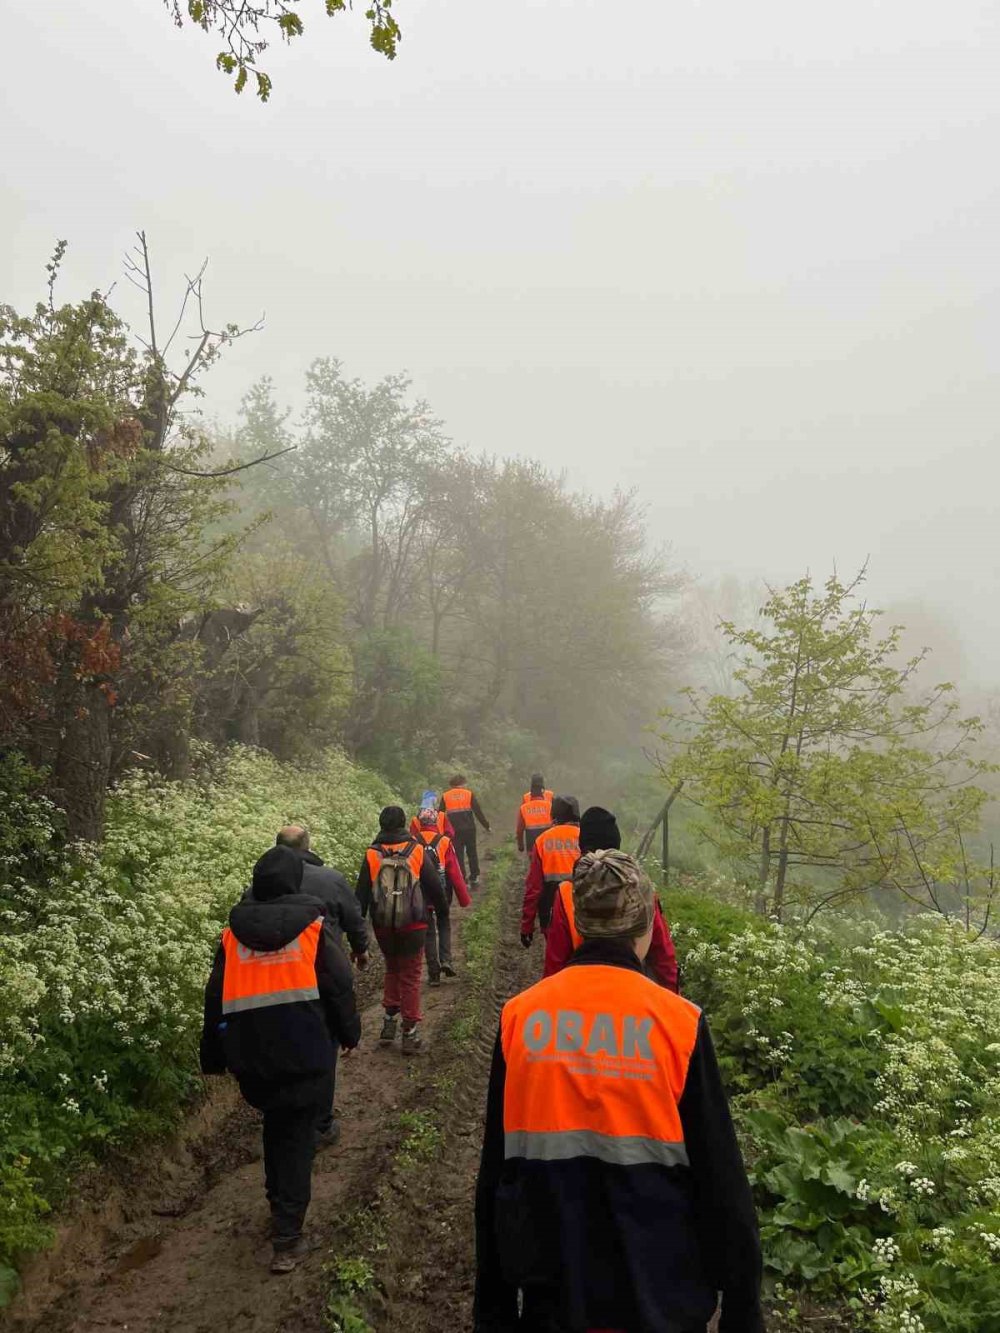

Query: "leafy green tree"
left=661, top=570, right=994, bottom=920
left=163, top=0, right=401, bottom=102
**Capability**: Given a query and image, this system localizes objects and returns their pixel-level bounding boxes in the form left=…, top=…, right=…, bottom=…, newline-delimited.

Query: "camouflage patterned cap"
left=572, top=849, right=655, bottom=940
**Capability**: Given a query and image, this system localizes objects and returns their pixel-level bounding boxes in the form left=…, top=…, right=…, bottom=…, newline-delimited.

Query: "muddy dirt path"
left=8, top=848, right=514, bottom=1333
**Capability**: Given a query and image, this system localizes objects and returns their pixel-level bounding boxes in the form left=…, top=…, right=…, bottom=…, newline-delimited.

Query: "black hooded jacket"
left=201, top=847, right=361, bottom=1082
left=298, top=850, right=370, bottom=958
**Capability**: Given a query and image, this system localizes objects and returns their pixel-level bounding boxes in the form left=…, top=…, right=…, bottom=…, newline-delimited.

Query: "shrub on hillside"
left=0, top=743, right=396, bottom=1298
left=674, top=889, right=1000, bottom=1332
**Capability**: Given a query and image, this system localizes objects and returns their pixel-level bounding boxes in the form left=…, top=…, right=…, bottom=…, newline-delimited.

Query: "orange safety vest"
left=410, top=811, right=447, bottom=838
left=416, top=827, right=452, bottom=862
left=536, top=823, right=581, bottom=886
left=443, top=786, right=473, bottom=813
left=500, top=963, right=700, bottom=1167
left=520, top=791, right=554, bottom=830
left=365, top=839, right=426, bottom=887
left=557, top=878, right=583, bottom=949
left=221, top=917, right=323, bottom=1015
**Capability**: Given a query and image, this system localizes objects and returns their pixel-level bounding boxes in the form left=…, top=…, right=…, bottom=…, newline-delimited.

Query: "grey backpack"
left=371, top=842, right=424, bottom=931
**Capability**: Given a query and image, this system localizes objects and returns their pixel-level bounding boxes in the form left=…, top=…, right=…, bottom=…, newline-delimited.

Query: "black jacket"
left=298, top=850, right=370, bottom=957
left=474, top=941, right=764, bottom=1333
left=200, top=892, right=361, bottom=1082
left=355, top=828, right=449, bottom=958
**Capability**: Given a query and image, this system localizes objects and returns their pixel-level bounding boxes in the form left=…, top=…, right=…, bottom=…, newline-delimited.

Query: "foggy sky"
left=4, top=0, right=999, bottom=683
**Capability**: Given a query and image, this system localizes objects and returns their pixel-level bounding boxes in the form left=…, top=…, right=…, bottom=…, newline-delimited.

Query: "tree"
left=1, top=240, right=261, bottom=838
left=661, top=570, right=994, bottom=921
left=163, top=0, right=401, bottom=101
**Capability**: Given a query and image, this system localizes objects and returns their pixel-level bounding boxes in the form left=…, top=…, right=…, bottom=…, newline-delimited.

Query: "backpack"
left=371, top=841, right=425, bottom=931
left=424, top=832, right=448, bottom=891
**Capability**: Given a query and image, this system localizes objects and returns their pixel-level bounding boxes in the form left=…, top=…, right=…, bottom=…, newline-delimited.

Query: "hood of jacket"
left=228, top=893, right=325, bottom=952
left=299, top=849, right=324, bottom=867
left=373, top=828, right=412, bottom=848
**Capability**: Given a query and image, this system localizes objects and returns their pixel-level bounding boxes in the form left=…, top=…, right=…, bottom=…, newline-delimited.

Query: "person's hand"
left=520, top=932, right=534, bottom=950
left=353, top=951, right=370, bottom=971
left=341, top=1045, right=357, bottom=1057
left=485, top=824, right=492, bottom=833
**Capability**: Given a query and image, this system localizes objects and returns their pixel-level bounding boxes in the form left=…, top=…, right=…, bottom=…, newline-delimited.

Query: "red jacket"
left=414, top=828, right=471, bottom=908
left=441, top=838, right=471, bottom=908
left=544, top=894, right=679, bottom=993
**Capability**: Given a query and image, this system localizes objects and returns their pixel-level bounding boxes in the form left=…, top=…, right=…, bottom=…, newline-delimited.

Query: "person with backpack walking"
left=409, top=790, right=455, bottom=841
left=200, top=846, right=361, bottom=1275
left=519, top=794, right=580, bottom=945
left=516, top=774, right=553, bottom=856
left=440, top=775, right=491, bottom=887
left=414, top=806, right=472, bottom=985
left=475, top=849, right=764, bottom=1333
left=544, top=806, right=679, bottom=992
left=356, top=806, right=450, bottom=1054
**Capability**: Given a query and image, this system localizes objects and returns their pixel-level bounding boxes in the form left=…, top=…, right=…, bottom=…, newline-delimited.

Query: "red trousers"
left=382, top=950, right=424, bottom=1026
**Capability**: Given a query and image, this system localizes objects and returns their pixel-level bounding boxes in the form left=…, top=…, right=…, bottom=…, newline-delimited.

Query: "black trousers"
left=454, top=825, right=480, bottom=881
left=239, top=1068, right=335, bottom=1248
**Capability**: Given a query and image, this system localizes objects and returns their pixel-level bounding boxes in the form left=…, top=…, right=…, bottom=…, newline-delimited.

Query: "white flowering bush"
left=0, top=743, right=396, bottom=1292
left=673, top=884, right=1000, bottom=1332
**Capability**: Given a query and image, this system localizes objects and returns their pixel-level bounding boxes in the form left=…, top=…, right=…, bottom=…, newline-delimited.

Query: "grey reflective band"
left=222, top=986, right=320, bottom=1014
left=504, top=1129, right=689, bottom=1169
left=543, top=872, right=571, bottom=884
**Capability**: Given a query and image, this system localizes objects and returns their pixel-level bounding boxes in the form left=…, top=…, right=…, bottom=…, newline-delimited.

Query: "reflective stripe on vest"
left=443, top=787, right=473, bottom=812
left=221, top=917, right=322, bottom=1015
left=365, top=840, right=425, bottom=887
left=520, top=794, right=553, bottom=829
left=558, top=878, right=583, bottom=949
left=537, top=823, right=580, bottom=884
left=500, top=964, right=700, bottom=1168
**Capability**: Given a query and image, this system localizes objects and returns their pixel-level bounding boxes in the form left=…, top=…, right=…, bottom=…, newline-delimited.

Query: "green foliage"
left=167, top=0, right=399, bottom=102
left=396, top=1109, right=444, bottom=1167
left=663, top=569, right=994, bottom=921
left=0, top=742, right=397, bottom=1288
left=675, top=883, right=1000, bottom=1331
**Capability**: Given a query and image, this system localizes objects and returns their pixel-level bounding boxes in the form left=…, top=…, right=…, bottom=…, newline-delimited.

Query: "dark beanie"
left=251, top=845, right=304, bottom=901
left=379, top=805, right=407, bottom=832
left=579, top=806, right=622, bottom=854
left=551, top=794, right=580, bottom=824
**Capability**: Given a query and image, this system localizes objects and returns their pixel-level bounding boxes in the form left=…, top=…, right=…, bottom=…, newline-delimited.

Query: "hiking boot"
left=428, top=973, right=441, bottom=988
left=401, top=1024, right=423, bottom=1055
left=379, top=1014, right=399, bottom=1044
left=440, top=963, right=457, bottom=979
left=470, top=878, right=481, bottom=890
left=270, top=1235, right=312, bottom=1275
left=315, top=1119, right=341, bottom=1150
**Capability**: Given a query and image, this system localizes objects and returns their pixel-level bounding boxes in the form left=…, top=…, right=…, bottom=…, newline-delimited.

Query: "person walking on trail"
left=275, top=825, right=370, bottom=968
left=516, top=775, right=553, bottom=856
left=440, top=775, right=491, bottom=888
left=519, top=794, right=580, bottom=946
left=200, top=846, right=361, bottom=1276
left=544, top=806, right=679, bottom=992
left=414, top=807, right=472, bottom=985
left=409, top=795, right=455, bottom=841
left=274, top=825, right=370, bottom=1143
left=475, top=849, right=764, bottom=1333
left=356, top=805, right=449, bottom=1054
